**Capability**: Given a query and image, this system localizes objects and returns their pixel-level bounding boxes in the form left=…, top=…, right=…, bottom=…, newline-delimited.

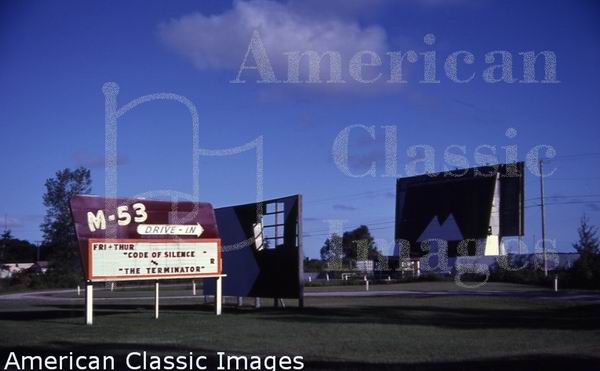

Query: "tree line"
left=1, top=167, right=90, bottom=288
left=1, top=166, right=599, bottom=289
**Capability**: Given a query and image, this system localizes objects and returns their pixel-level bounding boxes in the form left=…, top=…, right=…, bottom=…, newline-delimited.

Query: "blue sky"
left=1, top=0, right=599, bottom=258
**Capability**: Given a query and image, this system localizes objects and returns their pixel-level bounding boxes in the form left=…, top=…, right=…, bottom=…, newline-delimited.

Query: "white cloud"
left=158, top=0, right=389, bottom=73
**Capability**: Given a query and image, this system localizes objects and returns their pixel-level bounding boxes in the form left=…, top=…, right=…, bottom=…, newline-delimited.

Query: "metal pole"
left=155, top=281, right=159, bottom=319
left=85, top=282, right=93, bottom=325
left=192, top=280, right=196, bottom=296
left=518, top=235, right=523, bottom=255
left=539, top=160, right=548, bottom=277
left=215, top=276, right=222, bottom=315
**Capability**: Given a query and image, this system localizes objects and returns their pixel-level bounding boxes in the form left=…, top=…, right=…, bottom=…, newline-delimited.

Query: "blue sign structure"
left=205, top=195, right=304, bottom=307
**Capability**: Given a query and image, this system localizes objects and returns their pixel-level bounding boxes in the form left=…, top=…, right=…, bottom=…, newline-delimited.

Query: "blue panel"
left=205, top=195, right=303, bottom=299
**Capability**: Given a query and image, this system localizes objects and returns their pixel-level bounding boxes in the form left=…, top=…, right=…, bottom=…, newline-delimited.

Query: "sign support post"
left=85, top=281, right=93, bottom=325
left=215, top=276, right=222, bottom=315
left=155, top=281, right=160, bottom=319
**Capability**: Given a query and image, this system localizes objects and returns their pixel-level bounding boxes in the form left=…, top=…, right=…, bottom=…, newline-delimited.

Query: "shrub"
left=568, top=252, right=600, bottom=289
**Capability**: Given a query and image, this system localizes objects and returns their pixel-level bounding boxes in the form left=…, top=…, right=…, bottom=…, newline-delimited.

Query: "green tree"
left=319, top=226, right=380, bottom=269
left=572, top=215, right=599, bottom=255
left=41, top=167, right=91, bottom=286
left=570, top=215, right=600, bottom=289
left=303, top=257, right=325, bottom=273
left=320, top=233, right=343, bottom=262
left=0, top=230, right=37, bottom=264
left=341, top=225, right=379, bottom=263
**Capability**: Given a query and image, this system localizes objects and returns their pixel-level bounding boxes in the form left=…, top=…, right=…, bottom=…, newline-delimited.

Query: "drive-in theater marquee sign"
left=87, top=239, right=221, bottom=281
left=70, top=195, right=225, bottom=325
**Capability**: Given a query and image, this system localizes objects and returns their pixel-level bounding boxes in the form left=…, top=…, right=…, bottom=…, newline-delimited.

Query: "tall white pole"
left=154, top=281, right=160, bottom=319
left=215, top=276, right=222, bottom=315
left=85, top=282, right=93, bottom=325
left=539, top=160, right=548, bottom=277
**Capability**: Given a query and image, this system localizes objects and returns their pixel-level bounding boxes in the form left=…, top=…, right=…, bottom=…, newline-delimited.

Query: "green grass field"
left=1, top=281, right=599, bottom=370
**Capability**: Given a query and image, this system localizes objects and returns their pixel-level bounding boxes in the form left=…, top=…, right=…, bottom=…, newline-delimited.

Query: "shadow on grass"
left=2, top=300, right=600, bottom=331
left=1, top=342, right=599, bottom=371
left=251, top=303, right=600, bottom=330
left=40, top=302, right=214, bottom=311
left=0, top=308, right=125, bottom=321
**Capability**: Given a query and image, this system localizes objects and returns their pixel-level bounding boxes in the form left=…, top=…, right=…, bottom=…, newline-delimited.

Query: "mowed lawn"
left=0, top=282, right=599, bottom=370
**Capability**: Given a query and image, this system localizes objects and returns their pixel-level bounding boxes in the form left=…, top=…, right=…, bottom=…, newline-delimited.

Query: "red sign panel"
left=70, top=195, right=220, bottom=281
